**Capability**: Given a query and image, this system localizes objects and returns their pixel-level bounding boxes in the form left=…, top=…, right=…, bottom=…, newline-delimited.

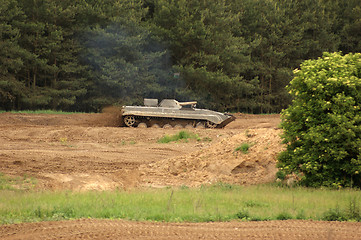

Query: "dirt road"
left=1, top=218, right=361, bottom=240
left=1, top=112, right=361, bottom=239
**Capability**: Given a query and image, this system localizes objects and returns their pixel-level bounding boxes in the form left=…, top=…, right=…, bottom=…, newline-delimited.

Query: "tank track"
left=122, top=115, right=218, bottom=128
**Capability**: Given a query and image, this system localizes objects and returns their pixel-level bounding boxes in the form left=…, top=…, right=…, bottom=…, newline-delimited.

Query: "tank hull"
left=121, top=99, right=235, bottom=128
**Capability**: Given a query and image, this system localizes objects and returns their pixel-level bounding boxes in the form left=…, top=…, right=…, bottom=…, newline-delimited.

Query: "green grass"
left=234, top=143, right=252, bottom=153
left=157, top=130, right=201, bottom=143
left=0, top=173, right=37, bottom=191
left=0, top=181, right=360, bottom=224
left=0, top=110, right=83, bottom=114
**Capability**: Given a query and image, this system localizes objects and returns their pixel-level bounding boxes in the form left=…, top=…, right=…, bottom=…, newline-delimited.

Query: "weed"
left=296, top=209, right=306, bottom=219
left=243, top=200, right=267, bottom=208
left=276, top=212, right=293, bottom=220
left=0, top=173, right=11, bottom=190
left=245, top=130, right=255, bottom=138
left=157, top=131, right=200, bottom=143
left=180, top=185, right=189, bottom=190
left=59, top=137, right=68, bottom=145
left=60, top=206, right=76, bottom=218
left=346, top=196, right=361, bottom=221
left=212, top=182, right=237, bottom=190
left=158, top=135, right=172, bottom=143
left=250, top=216, right=269, bottom=221
left=59, top=137, right=75, bottom=148
left=34, top=206, right=43, bottom=218
left=322, top=197, right=361, bottom=221
left=235, top=209, right=250, bottom=220
left=322, top=206, right=347, bottom=221
left=234, top=143, right=251, bottom=154
left=166, top=190, right=174, bottom=211
left=202, top=137, right=212, bottom=142
left=0, top=173, right=36, bottom=190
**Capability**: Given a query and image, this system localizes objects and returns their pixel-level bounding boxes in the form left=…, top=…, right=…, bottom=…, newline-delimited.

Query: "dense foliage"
left=278, top=52, right=361, bottom=188
left=0, top=0, right=360, bottom=112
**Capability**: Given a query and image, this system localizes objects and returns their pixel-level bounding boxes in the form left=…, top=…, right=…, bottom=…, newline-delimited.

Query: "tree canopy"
left=278, top=52, right=361, bottom=188
left=1, top=0, right=360, bottom=112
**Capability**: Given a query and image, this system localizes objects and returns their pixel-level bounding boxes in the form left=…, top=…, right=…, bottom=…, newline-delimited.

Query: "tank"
left=121, top=99, right=235, bottom=128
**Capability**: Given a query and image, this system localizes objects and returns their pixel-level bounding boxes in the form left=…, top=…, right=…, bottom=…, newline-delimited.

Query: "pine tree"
left=80, top=0, right=172, bottom=110
left=149, top=0, right=255, bottom=111
left=0, top=0, right=26, bottom=110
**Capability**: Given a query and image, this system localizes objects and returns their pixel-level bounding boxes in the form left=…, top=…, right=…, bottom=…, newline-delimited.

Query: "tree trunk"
left=32, top=67, right=37, bottom=90
left=52, top=57, right=57, bottom=88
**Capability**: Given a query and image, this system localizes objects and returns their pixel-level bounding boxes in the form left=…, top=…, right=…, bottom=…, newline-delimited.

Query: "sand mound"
left=141, top=128, right=283, bottom=187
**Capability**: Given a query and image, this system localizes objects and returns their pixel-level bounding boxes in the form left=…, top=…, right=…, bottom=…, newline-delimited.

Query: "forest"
left=0, top=0, right=360, bottom=113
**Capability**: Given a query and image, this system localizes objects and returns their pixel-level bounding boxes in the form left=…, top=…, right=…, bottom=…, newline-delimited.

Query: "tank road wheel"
left=185, top=124, right=194, bottom=129
left=196, top=122, right=205, bottom=129
left=163, top=124, right=172, bottom=129
left=206, top=121, right=217, bottom=128
left=124, top=115, right=136, bottom=127
left=174, top=124, right=183, bottom=129
left=151, top=124, right=160, bottom=128
left=137, top=122, right=148, bottom=128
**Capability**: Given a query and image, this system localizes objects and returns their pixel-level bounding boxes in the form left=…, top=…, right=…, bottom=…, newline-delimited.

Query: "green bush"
left=276, top=170, right=286, bottom=180
left=278, top=52, right=361, bottom=188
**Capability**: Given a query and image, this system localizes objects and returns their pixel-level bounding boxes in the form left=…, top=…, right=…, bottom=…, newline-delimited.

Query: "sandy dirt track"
left=1, top=219, right=361, bottom=240
left=1, top=112, right=361, bottom=239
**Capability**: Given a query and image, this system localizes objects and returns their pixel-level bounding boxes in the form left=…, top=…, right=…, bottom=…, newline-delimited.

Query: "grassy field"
left=0, top=177, right=360, bottom=224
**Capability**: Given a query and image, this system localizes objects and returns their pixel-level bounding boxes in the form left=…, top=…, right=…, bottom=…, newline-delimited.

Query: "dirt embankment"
left=0, top=112, right=281, bottom=190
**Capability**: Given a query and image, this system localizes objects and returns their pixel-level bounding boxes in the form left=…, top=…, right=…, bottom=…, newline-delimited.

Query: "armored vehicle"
left=121, top=99, right=235, bottom=128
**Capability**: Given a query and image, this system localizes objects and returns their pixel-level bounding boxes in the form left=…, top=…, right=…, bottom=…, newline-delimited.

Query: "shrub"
left=276, top=170, right=286, bottom=180
left=278, top=52, right=361, bottom=188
